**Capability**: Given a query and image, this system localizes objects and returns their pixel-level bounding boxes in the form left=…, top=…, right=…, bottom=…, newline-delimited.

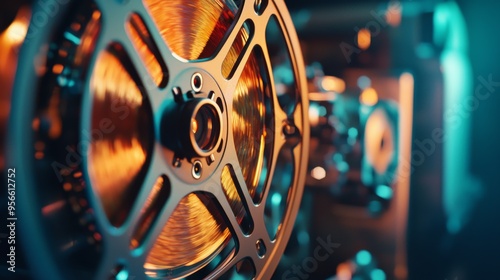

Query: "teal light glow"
left=298, top=231, right=310, bottom=245
left=271, top=193, right=282, bottom=206
left=116, top=269, right=128, bottom=280
left=355, top=250, right=372, bottom=266
left=292, top=10, right=312, bottom=30
left=370, top=269, right=386, bottom=280
left=368, top=200, right=382, bottom=214
left=416, top=43, right=435, bottom=59
left=348, top=127, right=358, bottom=138
left=319, top=106, right=327, bottom=117
left=333, top=153, right=343, bottom=163
left=337, top=161, right=349, bottom=173
left=64, top=31, right=81, bottom=45
left=375, top=185, right=393, bottom=200
left=437, top=1, right=482, bottom=235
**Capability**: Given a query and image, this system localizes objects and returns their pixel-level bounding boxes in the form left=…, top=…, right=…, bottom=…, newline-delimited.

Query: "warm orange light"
left=360, top=87, right=379, bottom=106
left=386, top=2, right=402, bottom=27
left=192, top=119, right=198, bottom=134
left=336, top=262, right=353, bottom=280
left=320, top=76, right=346, bottom=93
left=5, top=19, right=29, bottom=44
left=52, top=64, right=64, bottom=74
left=308, top=92, right=337, bottom=102
left=393, top=72, right=414, bottom=280
left=0, top=7, right=31, bottom=143
left=42, top=200, right=66, bottom=216
left=63, top=183, right=72, bottom=191
left=74, top=10, right=101, bottom=67
left=357, top=28, right=371, bottom=50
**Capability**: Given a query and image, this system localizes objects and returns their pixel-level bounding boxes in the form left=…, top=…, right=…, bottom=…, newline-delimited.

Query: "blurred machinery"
left=273, top=1, right=481, bottom=279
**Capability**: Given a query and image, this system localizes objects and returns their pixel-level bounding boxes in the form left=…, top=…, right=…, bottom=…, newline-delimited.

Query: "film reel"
left=4, top=0, right=308, bottom=279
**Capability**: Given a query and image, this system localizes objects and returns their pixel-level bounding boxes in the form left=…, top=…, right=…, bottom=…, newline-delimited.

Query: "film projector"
left=1, top=0, right=308, bottom=279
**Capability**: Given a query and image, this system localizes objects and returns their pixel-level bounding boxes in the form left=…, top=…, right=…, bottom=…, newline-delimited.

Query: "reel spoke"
left=217, top=137, right=275, bottom=249
left=203, top=0, right=276, bottom=97
left=214, top=177, right=252, bottom=242
left=227, top=161, right=275, bottom=249
left=224, top=8, right=274, bottom=86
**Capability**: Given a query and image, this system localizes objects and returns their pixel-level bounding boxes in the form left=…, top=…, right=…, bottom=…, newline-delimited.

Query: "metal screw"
left=192, top=160, right=203, bottom=179
left=191, top=73, right=203, bottom=92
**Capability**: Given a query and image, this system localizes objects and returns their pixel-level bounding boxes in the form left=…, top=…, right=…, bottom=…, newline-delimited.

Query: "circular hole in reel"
left=191, top=100, right=222, bottom=154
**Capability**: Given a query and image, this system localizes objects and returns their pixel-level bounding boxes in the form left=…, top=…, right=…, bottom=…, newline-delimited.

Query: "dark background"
left=283, top=0, right=500, bottom=279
